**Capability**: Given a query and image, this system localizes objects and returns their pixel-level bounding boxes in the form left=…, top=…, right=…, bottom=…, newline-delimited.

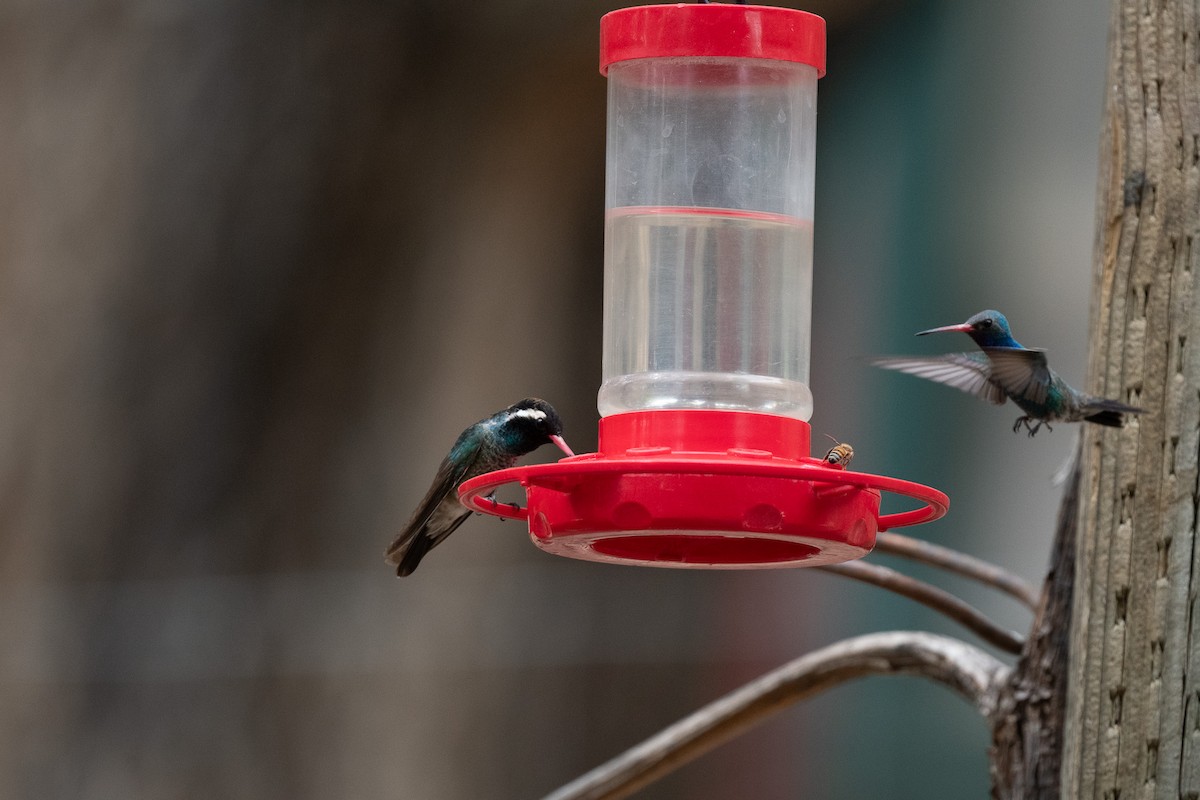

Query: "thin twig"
left=874, top=531, right=1041, bottom=611
left=540, top=631, right=1009, bottom=800
left=816, top=561, right=1025, bottom=654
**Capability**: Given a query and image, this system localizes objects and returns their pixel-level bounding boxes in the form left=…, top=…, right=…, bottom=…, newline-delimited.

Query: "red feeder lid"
left=459, top=411, right=947, bottom=570
left=600, top=4, right=827, bottom=76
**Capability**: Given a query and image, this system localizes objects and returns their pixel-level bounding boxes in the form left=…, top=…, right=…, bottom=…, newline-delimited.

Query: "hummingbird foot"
left=1012, top=417, right=1052, bottom=437
left=481, top=492, right=523, bottom=519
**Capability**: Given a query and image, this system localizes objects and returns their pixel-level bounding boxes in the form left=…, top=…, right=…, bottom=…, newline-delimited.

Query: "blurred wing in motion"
left=872, top=352, right=1007, bottom=405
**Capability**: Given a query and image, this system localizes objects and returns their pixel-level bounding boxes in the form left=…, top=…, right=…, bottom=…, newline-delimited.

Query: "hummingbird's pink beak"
left=916, top=322, right=973, bottom=336
left=550, top=434, right=575, bottom=458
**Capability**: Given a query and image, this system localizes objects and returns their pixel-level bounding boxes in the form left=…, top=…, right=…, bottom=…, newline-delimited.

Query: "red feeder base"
left=459, top=410, right=947, bottom=569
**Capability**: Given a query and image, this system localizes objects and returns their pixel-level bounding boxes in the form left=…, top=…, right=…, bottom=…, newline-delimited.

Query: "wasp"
left=822, top=434, right=854, bottom=469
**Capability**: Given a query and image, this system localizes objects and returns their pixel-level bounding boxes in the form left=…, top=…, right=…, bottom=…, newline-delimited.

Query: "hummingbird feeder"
left=459, top=2, right=948, bottom=568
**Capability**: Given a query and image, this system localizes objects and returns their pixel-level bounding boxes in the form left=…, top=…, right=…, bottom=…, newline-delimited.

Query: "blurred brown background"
left=0, top=1, right=1107, bottom=797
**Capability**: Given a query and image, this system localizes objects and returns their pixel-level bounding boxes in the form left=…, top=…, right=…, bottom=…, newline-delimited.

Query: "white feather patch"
left=511, top=408, right=547, bottom=422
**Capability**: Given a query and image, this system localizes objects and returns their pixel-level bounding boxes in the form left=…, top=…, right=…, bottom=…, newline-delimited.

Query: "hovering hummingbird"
left=385, top=398, right=574, bottom=576
left=873, top=309, right=1144, bottom=436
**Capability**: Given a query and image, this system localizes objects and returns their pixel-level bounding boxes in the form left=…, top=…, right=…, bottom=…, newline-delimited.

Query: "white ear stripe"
left=511, top=408, right=548, bottom=422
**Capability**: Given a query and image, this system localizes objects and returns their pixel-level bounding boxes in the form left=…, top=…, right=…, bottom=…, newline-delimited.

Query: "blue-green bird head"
left=917, top=309, right=1022, bottom=349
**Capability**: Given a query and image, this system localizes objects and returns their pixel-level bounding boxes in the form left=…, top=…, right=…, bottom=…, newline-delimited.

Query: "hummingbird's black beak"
left=916, top=322, right=973, bottom=336
left=550, top=434, right=575, bottom=458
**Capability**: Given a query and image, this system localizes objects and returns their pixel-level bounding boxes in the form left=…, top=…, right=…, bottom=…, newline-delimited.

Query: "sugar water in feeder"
left=599, top=8, right=820, bottom=420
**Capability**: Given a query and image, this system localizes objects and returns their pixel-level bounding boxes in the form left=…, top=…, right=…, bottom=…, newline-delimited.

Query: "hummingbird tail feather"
left=1081, top=397, right=1145, bottom=428
left=1083, top=410, right=1126, bottom=427
left=387, top=509, right=471, bottom=577
left=395, top=533, right=433, bottom=577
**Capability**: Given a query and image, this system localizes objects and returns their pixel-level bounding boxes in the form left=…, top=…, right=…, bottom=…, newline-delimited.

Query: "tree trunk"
left=990, top=464, right=1079, bottom=798
left=1062, top=0, right=1200, bottom=797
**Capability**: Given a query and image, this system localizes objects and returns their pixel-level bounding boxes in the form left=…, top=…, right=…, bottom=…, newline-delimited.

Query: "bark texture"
left=1063, top=0, right=1200, bottom=796
left=990, top=465, right=1079, bottom=798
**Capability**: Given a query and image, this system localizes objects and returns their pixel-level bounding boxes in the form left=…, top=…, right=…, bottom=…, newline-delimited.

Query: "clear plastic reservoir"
left=599, top=55, right=818, bottom=420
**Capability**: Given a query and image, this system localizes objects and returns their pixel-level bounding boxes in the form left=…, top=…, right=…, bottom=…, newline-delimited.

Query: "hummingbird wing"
left=982, top=347, right=1052, bottom=405
left=872, top=353, right=1008, bottom=405
left=384, top=441, right=483, bottom=568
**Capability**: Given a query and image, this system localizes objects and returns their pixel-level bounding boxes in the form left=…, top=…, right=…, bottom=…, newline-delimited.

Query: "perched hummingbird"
left=385, top=398, right=574, bottom=576
left=873, top=309, right=1144, bottom=436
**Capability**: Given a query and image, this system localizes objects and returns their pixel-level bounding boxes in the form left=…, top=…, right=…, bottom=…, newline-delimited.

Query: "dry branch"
left=541, top=631, right=1010, bottom=800
left=817, top=561, right=1025, bottom=654
left=874, top=531, right=1040, bottom=611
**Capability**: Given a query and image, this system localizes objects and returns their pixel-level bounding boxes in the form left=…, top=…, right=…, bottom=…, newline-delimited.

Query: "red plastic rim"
left=458, top=411, right=948, bottom=570
left=461, top=456, right=948, bottom=532
left=600, top=4, right=826, bottom=76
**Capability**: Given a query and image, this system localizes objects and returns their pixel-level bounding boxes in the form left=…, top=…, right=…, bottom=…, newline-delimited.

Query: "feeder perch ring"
left=459, top=453, right=948, bottom=570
